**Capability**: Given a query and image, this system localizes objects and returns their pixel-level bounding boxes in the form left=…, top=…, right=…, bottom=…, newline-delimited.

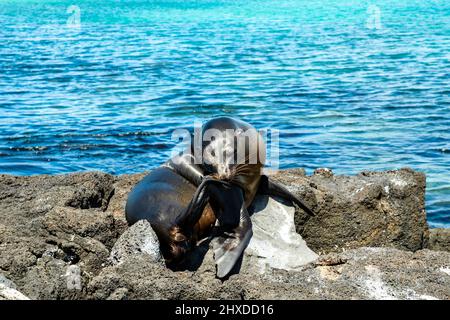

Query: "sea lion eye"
left=203, top=163, right=215, bottom=174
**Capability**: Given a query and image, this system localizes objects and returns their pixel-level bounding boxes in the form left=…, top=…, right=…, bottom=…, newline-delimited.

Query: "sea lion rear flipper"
left=258, top=175, right=315, bottom=216
left=212, top=201, right=253, bottom=279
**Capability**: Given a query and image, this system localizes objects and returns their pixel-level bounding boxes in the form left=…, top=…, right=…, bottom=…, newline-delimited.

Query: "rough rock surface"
left=270, top=168, right=429, bottom=254
left=86, top=247, right=450, bottom=300
left=0, top=168, right=448, bottom=300
left=428, top=228, right=450, bottom=252
left=109, top=220, right=163, bottom=265
left=0, top=274, right=29, bottom=300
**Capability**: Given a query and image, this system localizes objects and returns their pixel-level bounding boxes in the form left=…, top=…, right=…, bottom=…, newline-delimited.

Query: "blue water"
left=0, top=0, right=449, bottom=227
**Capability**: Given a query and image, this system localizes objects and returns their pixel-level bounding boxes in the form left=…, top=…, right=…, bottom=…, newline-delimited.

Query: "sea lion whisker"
left=234, top=153, right=251, bottom=165
left=232, top=163, right=249, bottom=174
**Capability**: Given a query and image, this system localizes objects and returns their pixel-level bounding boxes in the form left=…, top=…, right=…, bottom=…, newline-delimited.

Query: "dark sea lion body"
left=125, top=167, right=215, bottom=260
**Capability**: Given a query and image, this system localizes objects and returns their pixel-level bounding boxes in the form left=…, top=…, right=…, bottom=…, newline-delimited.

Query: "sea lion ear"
left=258, top=175, right=315, bottom=217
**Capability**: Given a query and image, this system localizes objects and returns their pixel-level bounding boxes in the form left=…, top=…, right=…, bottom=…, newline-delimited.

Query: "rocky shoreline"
left=0, top=168, right=449, bottom=300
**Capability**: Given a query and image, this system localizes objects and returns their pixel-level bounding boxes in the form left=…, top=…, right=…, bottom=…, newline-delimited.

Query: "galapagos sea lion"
left=125, top=116, right=314, bottom=277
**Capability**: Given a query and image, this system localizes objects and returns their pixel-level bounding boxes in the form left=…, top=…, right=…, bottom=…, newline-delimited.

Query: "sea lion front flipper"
left=175, top=178, right=232, bottom=230
left=167, top=153, right=205, bottom=186
left=258, top=175, right=315, bottom=216
left=212, top=195, right=253, bottom=279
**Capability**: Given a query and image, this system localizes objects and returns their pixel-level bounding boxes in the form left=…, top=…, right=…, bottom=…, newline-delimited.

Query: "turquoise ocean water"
left=0, top=0, right=449, bottom=227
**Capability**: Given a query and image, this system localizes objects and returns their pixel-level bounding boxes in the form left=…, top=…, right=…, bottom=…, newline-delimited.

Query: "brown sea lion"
left=125, top=116, right=314, bottom=278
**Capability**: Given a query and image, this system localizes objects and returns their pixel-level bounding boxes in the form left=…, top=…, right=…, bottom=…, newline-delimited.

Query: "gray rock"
left=106, top=287, right=129, bottom=300
left=0, top=168, right=448, bottom=300
left=86, top=247, right=450, bottom=300
left=18, top=255, right=84, bottom=300
left=109, top=220, right=163, bottom=265
left=0, top=274, right=17, bottom=289
left=0, top=274, right=29, bottom=300
left=243, top=195, right=318, bottom=273
left=270, top=168, right=429, bottom=253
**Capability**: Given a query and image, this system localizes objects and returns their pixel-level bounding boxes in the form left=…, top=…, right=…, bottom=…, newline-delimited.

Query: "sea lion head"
left=199, top=117, right=266, bottom=205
